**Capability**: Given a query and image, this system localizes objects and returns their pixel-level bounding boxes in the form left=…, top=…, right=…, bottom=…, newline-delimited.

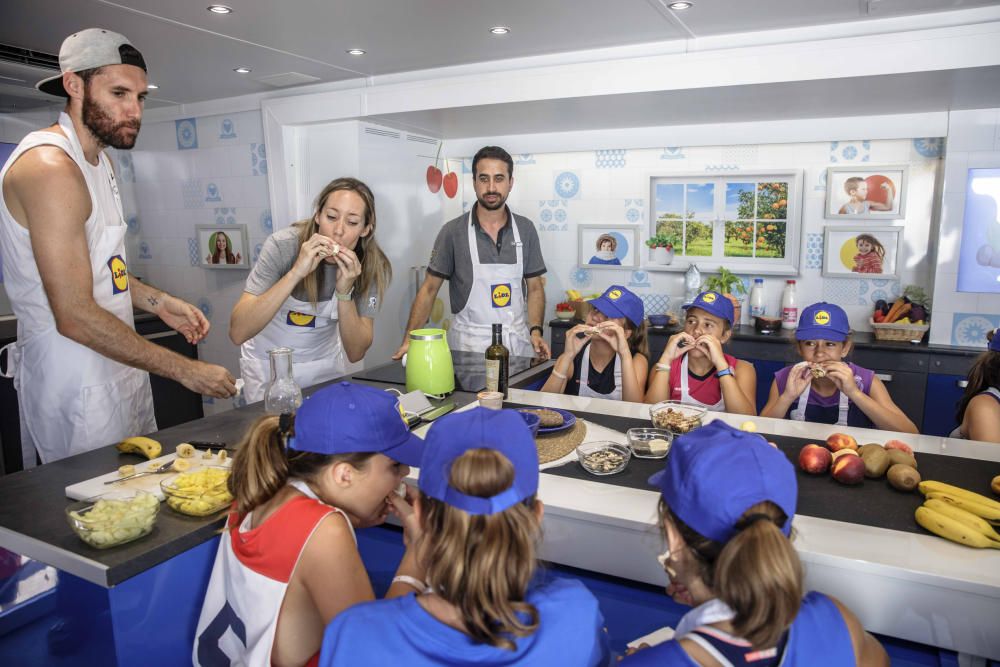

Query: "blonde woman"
left=230, top=177, right=391, bottom=402
left=320, top=408, right=610, bottom=666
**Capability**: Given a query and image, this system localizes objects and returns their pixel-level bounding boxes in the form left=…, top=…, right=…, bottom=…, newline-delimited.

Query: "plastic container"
left=649, top=400, right=707, bottom=434
left=576, top=442, right=631, bottom=475
left=749, top=278, right=765, bottom=318
left=161, top=467, right=233, bottom=517
left=66, top=489, right=159, bottom=549
left=781, top=280, right=798, bottom=330
left=626, top=428, right=673, bottom=459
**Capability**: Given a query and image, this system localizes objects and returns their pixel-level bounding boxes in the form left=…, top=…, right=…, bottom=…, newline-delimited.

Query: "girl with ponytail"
left=952, top=328, right=1000, bottom=442
left=623, top=420, right=888, bottom=666
left=320, top=407, right=610, bottom=666
left=194, top=382, right=426, bottom=667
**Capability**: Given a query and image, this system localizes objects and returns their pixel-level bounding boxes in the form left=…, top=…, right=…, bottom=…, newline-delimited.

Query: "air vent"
left=364, top=127, right=400, bottom=139
left=254, top=72, right=321, bottom=88
left=406, top=134, right=438, bottom=145
left=0, top=44, right=59, bottom=71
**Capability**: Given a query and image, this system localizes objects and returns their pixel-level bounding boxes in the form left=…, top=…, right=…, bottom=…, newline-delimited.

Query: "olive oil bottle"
left=485, top=323, right=509, bottom=398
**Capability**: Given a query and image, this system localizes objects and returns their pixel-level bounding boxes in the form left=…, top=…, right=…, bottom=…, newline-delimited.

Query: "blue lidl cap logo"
left=608, top=289, right=622, bottom=300
left=813, top=310, right=831, bottom=326
left=108, top=255, right=129, bottom=294
left=492, top=283, right=512, bottom=308
left=287, top=311, right=316, bottom=328
left=701, top=292, right=717, bottom=304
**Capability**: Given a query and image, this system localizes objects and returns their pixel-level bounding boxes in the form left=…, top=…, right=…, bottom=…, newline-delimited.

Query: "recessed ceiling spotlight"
left=233, top=67, right=252, bottom=74
left=346, top=49, right=366, bottom=56
left=207, top=5, right=232, bottom=14
left=668, top=1, right=693, bottom=9
left=147, top=83, right=159, bottom=90
left=489, top=26, right=510, bottom=35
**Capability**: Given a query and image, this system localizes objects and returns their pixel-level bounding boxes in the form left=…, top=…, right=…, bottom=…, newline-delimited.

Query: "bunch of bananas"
left=914, top=481, right=1000, bottom=549
left=566, top=289, right=583, bottom=301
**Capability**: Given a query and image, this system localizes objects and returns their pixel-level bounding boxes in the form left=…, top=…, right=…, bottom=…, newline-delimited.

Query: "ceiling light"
left=489, top=26, right=510, bottom=35
left=233, top=67, right=251, bottom=74
left=147, top=83, right=159, bottom=89
left=668, top=1, right=693, bottom=9
left=346, top=49, right=366, bottom=56
left=207, top=5, right=232, bottom=14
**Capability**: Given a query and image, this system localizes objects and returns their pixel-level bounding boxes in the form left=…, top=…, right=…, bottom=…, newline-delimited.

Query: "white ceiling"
left=1, top=0, right=999, bottom=112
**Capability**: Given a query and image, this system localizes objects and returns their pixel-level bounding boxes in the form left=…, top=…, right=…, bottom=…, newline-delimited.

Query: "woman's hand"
left=387, top=484, right=421, bottom=547
left=660, top=332, right=696, bottom=365
left=332, top=245, right=362, bottom=296
left=694, top=334, right=728, bottom=371
left=824, top=361, right=861, bottom=399
left=783, top=361, right=813, bottom=400
left=594, top=321, right=629, bottom=355
left=291, top=233, right=336, bottom=281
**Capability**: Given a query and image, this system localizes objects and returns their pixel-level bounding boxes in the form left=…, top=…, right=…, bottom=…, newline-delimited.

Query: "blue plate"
left=517, top=407, right=577, bottom=434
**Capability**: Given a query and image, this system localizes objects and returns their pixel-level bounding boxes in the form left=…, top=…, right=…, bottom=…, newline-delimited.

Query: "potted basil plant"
left=646, top=234, right=679, bottom=265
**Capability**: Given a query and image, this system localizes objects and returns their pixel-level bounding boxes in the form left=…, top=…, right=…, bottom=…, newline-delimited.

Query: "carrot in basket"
left=884, top=298, right=907, bottom=323
left=891, top=303, right=912, bottom=323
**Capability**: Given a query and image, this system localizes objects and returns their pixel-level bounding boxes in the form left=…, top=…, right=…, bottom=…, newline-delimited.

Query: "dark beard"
left=477, top=194, right=506, bottom=211
left=82, top=92, right=140, bottom=150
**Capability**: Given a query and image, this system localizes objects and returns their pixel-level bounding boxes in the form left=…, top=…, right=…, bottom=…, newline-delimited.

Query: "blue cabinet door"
left=750, top=359, right=788, bottom=415
left=922, top=373, right=966, bottom=436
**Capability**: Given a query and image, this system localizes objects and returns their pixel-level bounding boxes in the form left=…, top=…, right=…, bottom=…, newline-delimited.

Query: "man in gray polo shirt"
left=393, top=146, right=550, bottom=360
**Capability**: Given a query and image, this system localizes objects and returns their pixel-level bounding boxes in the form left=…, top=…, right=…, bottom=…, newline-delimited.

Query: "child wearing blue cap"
left=953, top=328, right=1000, bottom=442
left=542, top=285, right=649, bottom=402
left=320, top=407, right=611, bottom=666
left=194, top=382, right=427, bottom=667
left=623, top=421, right=888, bottom=666
left=645, top=291, right=757, bottom=414
left=760, top=302, right=916, bottom=432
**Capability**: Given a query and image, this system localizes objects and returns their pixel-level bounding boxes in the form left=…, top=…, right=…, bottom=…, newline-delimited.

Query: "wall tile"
left=175, top=118, right=198, bottom=150
left=951, top=312, right=999, bottom=347
left=553, top=171, right=581, bottom=199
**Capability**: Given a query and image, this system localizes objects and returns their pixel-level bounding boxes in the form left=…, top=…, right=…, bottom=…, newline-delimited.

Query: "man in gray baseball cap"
left=0, top=29, right=236, bottom=467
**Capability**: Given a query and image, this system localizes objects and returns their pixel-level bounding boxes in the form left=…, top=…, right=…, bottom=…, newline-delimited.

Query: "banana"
left=924, top=491, right=1000, bottom=522
left=116, top=436, right=162, bottom=460
left=915, top=506, right=1000, bottom=549
left=923, top=499, right=1000, bottom=541
left=566, top=289, right=582, bottom=301
left=175, top=443, right=195, bottom=459
left=172, top=459, right=192, bottom=472
left=919, top=481, right=1000, bottom=512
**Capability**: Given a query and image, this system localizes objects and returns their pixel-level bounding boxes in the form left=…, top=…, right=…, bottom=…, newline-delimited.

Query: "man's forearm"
left=527, top=282, right=545, bottom=328
left=402, top=289, right=435, bottom=342
left=128, top=273, right=166, bottom=314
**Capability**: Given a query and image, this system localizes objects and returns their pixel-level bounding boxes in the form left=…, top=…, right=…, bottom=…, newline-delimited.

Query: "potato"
left=887, top=464, right=921, bottom=492
left=860, top=445, right=890, bottom=478
left=887, top=449, right=917, bottom=469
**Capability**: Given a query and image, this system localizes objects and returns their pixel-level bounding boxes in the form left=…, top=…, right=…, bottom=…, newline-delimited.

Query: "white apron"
left=790, top=367, right=858, bottom=425
left=193, top=480, right=354, bottom=667
left=239, top=292, right=345, bottom=404
left=679, top=355, right=726, bottom=411
left=577, top=342, right=623, bottom=401
left=447, top=211, right=534, bottom=357
left=0, top=112, right=155, bottom=466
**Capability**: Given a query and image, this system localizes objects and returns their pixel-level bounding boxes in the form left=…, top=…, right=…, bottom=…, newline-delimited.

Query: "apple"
left=831, top=449, right=859, bottom=463
left=798, top=444, right=832, bottom=475
left=831, top=455, right=865, bottom=485
left=884, top=439, right=913, bottom=456
left=426, top=165, right=443, bottom=193
left=826, top=433, right=858, bottom=453
left=443, top=172, right=458, bottom=198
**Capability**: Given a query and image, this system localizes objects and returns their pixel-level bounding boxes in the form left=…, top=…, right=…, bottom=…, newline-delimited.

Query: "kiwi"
left=860, top=445, right=890, bottom=478
left=887, top=449, right=918, bottom=469
left=887, top=464, right=920, bottom=492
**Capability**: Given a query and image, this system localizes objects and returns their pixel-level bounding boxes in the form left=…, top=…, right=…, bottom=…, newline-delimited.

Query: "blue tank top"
left=621, top=592, right=855, bottom=666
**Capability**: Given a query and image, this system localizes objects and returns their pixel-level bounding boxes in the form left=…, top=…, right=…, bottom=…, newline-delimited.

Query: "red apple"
left=443, top=171, right=458, bottom=198
left=831, top=449, right=859, bottom=463
left=426, top=165, right=442, bottom=193
left=798, top=444, right=832, bottom=475
left=826, top=433, right=858, bottom=453
left=884, top=439, right=913, bottom=456
left=832, top=455, right=865, bottom=485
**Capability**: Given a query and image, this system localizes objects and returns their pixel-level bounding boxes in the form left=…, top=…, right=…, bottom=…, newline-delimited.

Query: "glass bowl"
left=65, top=489, right=159, bottom=549
left=626, top=428, right=674, bottom=459
left=161, top=467, right=233, bottom=517
left=576, top=441, right=631, bottom=476
left=649, top=400, right=707, bottom=434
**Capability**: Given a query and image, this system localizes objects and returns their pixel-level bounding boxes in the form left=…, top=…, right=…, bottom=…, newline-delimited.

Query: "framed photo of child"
left=822, top=226, right=901, bottom=278
left=196, top=224, right=250, bottom=270
left=578, top=224, right=640, bottom=269
left=825, top=166, right=908, bottom=220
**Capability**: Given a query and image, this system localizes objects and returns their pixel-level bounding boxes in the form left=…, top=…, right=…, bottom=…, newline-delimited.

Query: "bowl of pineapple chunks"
left=66, top=489, right=159, bottom=549
left=161, top=467, right=233, bottom=517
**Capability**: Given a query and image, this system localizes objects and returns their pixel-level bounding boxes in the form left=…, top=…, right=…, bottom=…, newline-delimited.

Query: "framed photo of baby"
left=825, top=166, right=908, bottom=220
left=822, top=226, right=901, bottom=278
left=577, top=224, right=639, bottom=269
left=196, top=224, right=250, bottom=270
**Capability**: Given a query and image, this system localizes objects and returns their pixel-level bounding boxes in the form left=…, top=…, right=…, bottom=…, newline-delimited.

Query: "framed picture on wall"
left=578, top=224, right=640, bottom=269
left=825, top=166, right=908, bottom=220
left=197, top=224, right=250, bottom=269
left=822, top=226, right=902, bottom=278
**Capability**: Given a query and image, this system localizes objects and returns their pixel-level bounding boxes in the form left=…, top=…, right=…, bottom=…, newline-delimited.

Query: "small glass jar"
left=264, top=347, right=302, bottom=415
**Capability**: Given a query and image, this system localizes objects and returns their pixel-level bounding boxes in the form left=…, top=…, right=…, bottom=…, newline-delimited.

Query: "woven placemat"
left=536, top=421, right=587, bottom=464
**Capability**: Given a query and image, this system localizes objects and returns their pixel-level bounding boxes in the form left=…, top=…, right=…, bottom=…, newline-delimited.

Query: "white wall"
left=930, top=108, right=1000, bottom=347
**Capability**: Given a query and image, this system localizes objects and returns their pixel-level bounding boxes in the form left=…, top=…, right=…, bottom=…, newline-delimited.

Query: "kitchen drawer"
left=927, top=354, right=977, bottom=376
left=852, top=348, right=929, bottom=373
left=921, top=373, right=966, bottom=437
left=869, top=368, right=925, bottom=428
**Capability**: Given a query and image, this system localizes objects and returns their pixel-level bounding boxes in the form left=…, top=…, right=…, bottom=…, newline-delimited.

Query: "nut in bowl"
left=649, top=401, right=706, bottom=434
left=577, top=441, right=631, bottom=476
left=66, top=489, right=159, bottom=549
left=626, top=428, right=673, bottom=459
left=161, top=467, right=234, bottom=517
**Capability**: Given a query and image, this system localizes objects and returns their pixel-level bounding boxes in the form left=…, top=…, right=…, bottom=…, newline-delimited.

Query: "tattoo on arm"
left=146, top=296, right=159, bottom=309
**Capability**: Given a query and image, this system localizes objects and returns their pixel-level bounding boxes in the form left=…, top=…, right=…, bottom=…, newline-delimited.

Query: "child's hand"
left=783, top=361, right=813, bottom=399
left=564, top=323, right=594, bottom=357
left=387, top=485, right=421, bottom=547
left=694, top=334, right=727, bottom=370
left=594, top=321, right=628, bottom=354
left=823, top=362, right=861, bottom=398
left=661, top=332, right=695, bottom=364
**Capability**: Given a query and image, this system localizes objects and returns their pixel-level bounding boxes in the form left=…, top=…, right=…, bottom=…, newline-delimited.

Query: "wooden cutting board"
left=65, top=452, right=233, bottom=501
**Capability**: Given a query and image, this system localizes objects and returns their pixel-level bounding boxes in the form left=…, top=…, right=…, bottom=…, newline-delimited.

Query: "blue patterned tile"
left=205, top=182, right=222, bottom=203
left=182, top=180, right=203, bottom=209
left=252, top=242, right=263, bottom=265
left=570, top=267, right=593, bottom=289
left=197, top=297, right=213, bottom=320
left=913, top=138, right=943, bottom=158
left=540, top=209, right=552, bottom=223
left=951, top=313, right=1000, bottom=347
left=251, top=143, right=267, bottom=176
left=640, top=294, right=671, bottom=315
left=660, top=147, right=685, bottom=160
left=219, top=118, right=237, bottom=140
left=138, top=241, right=152, bottom=260
left=704, top=164, right=739, bottom=172
left=829, top=140, right=870, bottom=163
left=814, top=170, right=828, bottom=192
left=187, top=238, right=200, bottom=266
left=629, top=270, right=651, bottom=288
left=462, top=158, right=472, bottom=174
left=117, top=153, right=135, bottom=182
left=804, top=233, right=824, bottom=269
left=260, top=209, right=272, bottom=233
left=215, top=207, right=237, bottom=225
left=822, top=278, right=864, bottom=305
left=175, top=118, right=198, bottom=150
left=515, top=154, right=535, bottom=165
left=126, top=215, right=140, bottom=234
left=595, top=149, right=626, bottom=169
left=554, top=171, right=581, bottom=199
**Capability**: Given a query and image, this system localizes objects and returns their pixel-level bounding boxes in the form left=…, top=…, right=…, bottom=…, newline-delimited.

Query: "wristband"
left=716, top=367, right=734, bottom=379
left=551, top=368, right=568, bottom=380
left=654, top=363, right=671, bottom=373
left=530, top=325, right=544, bottom=336
left=334, top=287, right=355, bottom=302
left=392, top=575, right=428, bottom=592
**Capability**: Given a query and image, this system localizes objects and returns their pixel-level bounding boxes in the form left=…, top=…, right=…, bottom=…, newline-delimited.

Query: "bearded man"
left=0, top=28, right=236, bottom=466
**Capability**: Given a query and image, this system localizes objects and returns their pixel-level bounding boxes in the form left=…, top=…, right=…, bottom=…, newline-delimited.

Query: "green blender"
left=405, top=328, right=455, bottom=397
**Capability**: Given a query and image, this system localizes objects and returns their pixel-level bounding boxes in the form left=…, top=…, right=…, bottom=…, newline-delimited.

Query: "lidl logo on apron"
left=286, top=311, right=316, bottom=328
left=814, top=310, right=831, bottom=326
left=491, top=283, right=512, bottom=308
left=108, top=255, right=129, bottom=294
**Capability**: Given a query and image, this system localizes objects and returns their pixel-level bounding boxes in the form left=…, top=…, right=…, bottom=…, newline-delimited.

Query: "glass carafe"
left=264, top=347, right=302, bottom=414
